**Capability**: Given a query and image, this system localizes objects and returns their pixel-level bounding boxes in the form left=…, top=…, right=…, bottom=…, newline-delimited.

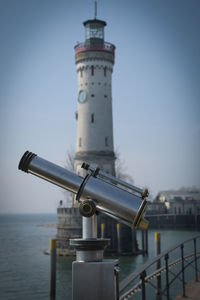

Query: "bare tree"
left=65, top=147, right=75, bottom=171
left=62, top=147, right=134, bottom=207
left=115, top=150, right=134, bottom=184
left=62, top=147, right=75, bottom=207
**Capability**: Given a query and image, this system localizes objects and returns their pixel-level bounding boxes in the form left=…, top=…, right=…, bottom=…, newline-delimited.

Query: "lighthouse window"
left=104, top=95, right=107, bottom=98
left=79, top=138, right=82, bottom=147
left=91, top=65, right=94, bottom=76
left=104, top=67, right=107, bottom=77
left=105, top=137, right=108, bottom=146
left=91, top=114, right=94, bottom=123
left=80, top=69, right=83, bottom=77
left=91, top=94, right=95, bottom=97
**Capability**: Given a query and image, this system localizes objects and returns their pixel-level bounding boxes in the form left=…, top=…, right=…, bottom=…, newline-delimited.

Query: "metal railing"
left=119, top=235, right=200, bottom=300
left=74, top=42, right=115, bottom=54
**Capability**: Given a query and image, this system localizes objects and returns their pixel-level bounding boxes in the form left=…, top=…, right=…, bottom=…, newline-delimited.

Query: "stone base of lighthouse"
left=56, top=207, right=82, bottom=256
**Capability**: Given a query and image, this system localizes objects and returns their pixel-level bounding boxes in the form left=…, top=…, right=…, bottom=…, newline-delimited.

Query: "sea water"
left=0, top=214, right=198, bottom=300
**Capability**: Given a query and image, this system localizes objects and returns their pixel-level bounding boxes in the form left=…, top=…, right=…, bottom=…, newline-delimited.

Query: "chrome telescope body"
left=18, top=151, right=149, bottom=229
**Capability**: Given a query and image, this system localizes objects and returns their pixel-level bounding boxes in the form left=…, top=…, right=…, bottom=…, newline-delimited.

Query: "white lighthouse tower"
left=56, top=8, right=139, bottom=256
left=74, top=15, right=116, bottom=177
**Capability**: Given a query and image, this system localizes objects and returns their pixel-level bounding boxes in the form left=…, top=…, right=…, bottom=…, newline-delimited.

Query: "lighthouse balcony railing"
left=74, top=42, right=115, bottom=54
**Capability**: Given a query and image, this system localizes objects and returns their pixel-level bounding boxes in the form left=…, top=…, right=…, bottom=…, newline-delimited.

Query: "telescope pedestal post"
left=82, top=215, right=97, bottom=239
left=70, top=215, right=119, bottom=300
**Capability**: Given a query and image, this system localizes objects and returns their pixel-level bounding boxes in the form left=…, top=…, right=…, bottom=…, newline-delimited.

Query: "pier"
left=175, top=275, right=200, bottom=300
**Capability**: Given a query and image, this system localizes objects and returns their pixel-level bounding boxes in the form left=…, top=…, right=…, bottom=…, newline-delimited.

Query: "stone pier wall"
left=146, top=214, right=200, bottom=228
left=56, top=207, right=82, bottom=256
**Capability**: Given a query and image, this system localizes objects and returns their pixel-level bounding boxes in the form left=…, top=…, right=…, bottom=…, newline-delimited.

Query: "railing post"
left=49, top=238, right=57, bottom=300
left=194, top=238, right=198, bottom=282
left=140, top=270, right=146, bottom=300
left=165, top=254, right=170, bottom=300
left=155, top=232, right=161, bottom=300
left=181, top=244, right=186, bottom=297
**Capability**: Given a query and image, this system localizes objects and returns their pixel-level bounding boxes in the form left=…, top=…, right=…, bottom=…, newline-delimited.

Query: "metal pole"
left=194, top=238, right=198, bottom=282
left=101, top=223, right=105, bottom=238
left=49, top=238, right=56, bottom=300
left=82, top=215, right=97, bottom=239
left=140, top=270, right=146, bottom=300
left=165, top=254, right=170, bottom=300
left=181, top=244, right=186, bottom=297
left=116, top=223, right=121, bottom=254
left=155, top=232, right=161, bottom=300
left=114, top=266, right=120, bottom=300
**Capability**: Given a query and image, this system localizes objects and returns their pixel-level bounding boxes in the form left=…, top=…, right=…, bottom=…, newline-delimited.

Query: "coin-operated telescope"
left=18, top=151, right=148, bottom=229
left=18, top=151, right=149, bottom=300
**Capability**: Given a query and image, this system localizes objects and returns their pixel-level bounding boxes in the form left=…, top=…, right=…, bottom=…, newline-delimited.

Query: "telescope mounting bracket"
left=76, top=164, right=100, bottom=217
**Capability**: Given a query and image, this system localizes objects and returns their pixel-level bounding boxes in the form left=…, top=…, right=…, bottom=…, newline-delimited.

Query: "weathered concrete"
left=56, top=207, right=82, bottom=256
left=146, top=214, right=200, bottom=228
left=174, top=275, right=200, bottom=300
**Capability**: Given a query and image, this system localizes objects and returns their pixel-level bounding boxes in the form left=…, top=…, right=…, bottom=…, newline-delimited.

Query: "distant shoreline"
left=37, top=224, right=57, bottom=228
left=37, top=213, right=200, bottom=229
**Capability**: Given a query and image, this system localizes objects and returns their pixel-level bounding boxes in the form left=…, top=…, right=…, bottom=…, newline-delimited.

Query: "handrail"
left=119, top=234, right=200, bottom=300
left=74, top=42, right=115, bottom=55
left=120, top=234, right=200, bottom=291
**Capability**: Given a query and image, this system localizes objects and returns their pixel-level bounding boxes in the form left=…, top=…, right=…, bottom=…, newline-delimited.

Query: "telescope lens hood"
left=18, top=151, right=37, bottom=172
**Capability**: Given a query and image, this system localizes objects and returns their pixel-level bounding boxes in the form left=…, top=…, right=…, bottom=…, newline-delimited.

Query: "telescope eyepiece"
left=18, top=151, right=37, bottom=172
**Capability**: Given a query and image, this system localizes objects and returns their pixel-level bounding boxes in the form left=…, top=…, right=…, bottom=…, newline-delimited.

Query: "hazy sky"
left=0, top=0, right=200, bottom=213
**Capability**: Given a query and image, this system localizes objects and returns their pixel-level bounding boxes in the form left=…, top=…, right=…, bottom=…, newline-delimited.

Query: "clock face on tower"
left=78, top=90, right=87, bottom=103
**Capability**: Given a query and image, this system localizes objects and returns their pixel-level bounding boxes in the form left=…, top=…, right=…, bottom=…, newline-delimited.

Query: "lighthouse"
left=56, top=9, right=139, bottom=256
left=74, top=18, right=116, bottom=177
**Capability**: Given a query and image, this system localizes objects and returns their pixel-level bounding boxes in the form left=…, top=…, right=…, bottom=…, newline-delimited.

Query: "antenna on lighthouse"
left=94, top=0, right=97, bottom=19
